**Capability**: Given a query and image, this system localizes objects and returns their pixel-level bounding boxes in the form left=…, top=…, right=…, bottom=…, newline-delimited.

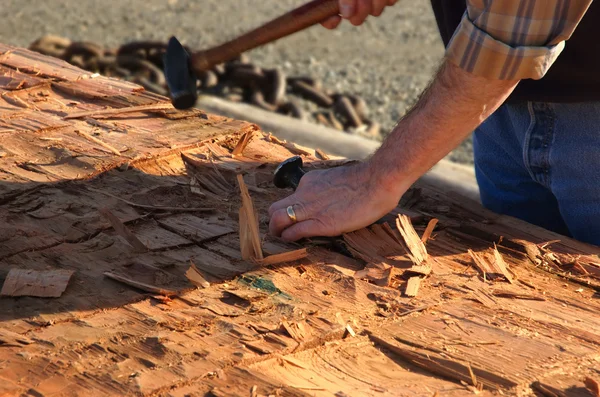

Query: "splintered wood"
left=183, top=153, right=234, bottom=199
left=396, top=214, right=429, bottom=265
left=343, top=215, right=432, bottom=293
left=231, top=129, right=256, bottom=156
left=421, top=218, right=439, bottom=243
left=185, top=261, right=211, bottom=289
left=256, top=248, right=308, bottom=266
left=237, top=174, right=263, bottom=260
left=404, top=277, right=421, bottom=297
left=4, top=42, right=600, bottom=397
left=469, top=287, right=498, bottom=308
left=396, top=215, right=432, bottom=297
left=1, top=269, right=73, bottom=298
left=468, top=245, right=514, bottom=283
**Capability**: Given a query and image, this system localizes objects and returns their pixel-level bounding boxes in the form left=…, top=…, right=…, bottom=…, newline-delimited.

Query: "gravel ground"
left=0, top=0, right=473, bottom=164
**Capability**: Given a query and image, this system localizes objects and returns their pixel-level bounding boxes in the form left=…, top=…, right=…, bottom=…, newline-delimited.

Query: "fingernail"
left=341, top=4, right=354, bottom=18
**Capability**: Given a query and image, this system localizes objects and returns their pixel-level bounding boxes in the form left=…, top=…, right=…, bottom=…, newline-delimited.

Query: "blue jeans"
left=473, top=101, right=600, bottom=246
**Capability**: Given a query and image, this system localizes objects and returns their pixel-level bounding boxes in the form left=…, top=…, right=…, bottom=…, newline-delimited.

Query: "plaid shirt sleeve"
left=444, top=0, right=593, bottom=80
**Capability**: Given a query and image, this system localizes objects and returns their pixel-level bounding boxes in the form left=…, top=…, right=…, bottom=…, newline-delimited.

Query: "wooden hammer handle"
left=190, top=0, right=339, bottom=72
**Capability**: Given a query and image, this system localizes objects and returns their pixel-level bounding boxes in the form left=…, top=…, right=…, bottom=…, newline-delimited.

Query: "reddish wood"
left=0, top=43, right=600, bottom=397
left=256, top=248, right=308, bottom=265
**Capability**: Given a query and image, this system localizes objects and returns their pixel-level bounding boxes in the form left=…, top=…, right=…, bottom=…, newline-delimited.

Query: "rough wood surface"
left=1, top=43, right=600, bottom=397
left=1, top=269, right=73, bottom=297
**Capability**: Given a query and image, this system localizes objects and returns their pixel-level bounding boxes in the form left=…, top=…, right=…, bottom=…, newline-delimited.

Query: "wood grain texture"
left=1, top=44, right=600, bottom=397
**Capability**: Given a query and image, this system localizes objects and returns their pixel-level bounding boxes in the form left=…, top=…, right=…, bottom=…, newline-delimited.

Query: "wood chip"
left=185, top=261, right=210, bottom=289
left=315, top=148, right=330, bottom=160
left=64, top=102, right=173, bottom=119
left=104, top=272, right=177, bottom=296
left=492, top=244, right=514, bottom=284
left=266, top=133, right=285, bottom=144
left=467, top=362, right=478, bottom=387
left=404, top=277, right=421, bottom=297
left=99, top=208, right=147, bottom=252
left=343, top=223, right=406, bottom=278
left=468, top=247, right=514, bottom=284
left=283, top=141, right=312, bottom=156
left=396, top=214, right=428, bottom=265
left=345, top=324, right=356, bottom=337
left=573, top=261, right=592, bottom=276
left=1, top=269, right=73, bottom=298
left=405, top=265, right=432, bottom=277
left=468, top=250, right=490, bottom=281
left=231, top=130, right=256, bottom=157
left=421, top=218, right=439, bottom=243
left=237, top=174, right=263, bottom=260
left=354, top=264, right=393, bottom=287
left=492, top=291, right=545, bottom=301
left=585, top=377, right=600, bottom=397
left=399, top=303, right=437, bottom=317
left=255, top=248, right=307, bottom=266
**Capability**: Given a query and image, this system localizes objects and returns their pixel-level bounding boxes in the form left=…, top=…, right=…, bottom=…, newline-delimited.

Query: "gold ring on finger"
left=286, top=205, right=297, bottom=223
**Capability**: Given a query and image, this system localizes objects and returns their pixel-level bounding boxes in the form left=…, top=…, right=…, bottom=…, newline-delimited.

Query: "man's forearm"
left=370, top=60, right=520, bottom=196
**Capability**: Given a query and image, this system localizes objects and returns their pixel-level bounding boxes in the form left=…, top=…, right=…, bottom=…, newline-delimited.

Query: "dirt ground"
left=0, top=0, right=473, bottom=164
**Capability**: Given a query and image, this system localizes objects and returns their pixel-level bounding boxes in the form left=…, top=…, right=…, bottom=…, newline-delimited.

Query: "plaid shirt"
left=445, top=0, right=594, bottom=80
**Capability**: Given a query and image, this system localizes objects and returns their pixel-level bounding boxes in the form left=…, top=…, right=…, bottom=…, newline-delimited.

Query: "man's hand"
left=268, top=61, right=520, bottom=241
left=321, top=0, right=398, bottom=29
left=268, top=161, right=401, bottom=241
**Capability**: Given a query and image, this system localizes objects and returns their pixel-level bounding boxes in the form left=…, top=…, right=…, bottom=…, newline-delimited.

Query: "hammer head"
left=274, top=156, right=306, bottom=190
left=163, top=36, right=198, bottom=110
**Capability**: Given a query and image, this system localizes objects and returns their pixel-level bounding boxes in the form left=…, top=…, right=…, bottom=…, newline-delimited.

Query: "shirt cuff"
left=445, top=13, right=565, bottom=81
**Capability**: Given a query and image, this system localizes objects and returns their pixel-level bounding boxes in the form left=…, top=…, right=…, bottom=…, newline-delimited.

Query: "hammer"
left=163, top=0, right=340, bottom=109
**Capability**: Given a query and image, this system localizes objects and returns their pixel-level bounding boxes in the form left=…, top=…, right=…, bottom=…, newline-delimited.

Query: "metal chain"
left=28, top=35, right=380, bottom=137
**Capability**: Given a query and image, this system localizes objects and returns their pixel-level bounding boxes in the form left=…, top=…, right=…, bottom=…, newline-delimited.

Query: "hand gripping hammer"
left=163, top=0, right=340, bottom=109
